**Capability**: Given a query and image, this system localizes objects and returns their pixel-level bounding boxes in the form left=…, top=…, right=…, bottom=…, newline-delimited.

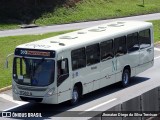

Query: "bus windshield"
left=13, top=57, right=55, bottom=86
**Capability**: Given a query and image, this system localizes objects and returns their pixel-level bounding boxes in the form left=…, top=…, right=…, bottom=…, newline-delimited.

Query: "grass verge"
left=150, top=20, right=160, bottom=43
left=0, top=23, right=20, bottom=30
left=36, top=0, right=160, bottom=25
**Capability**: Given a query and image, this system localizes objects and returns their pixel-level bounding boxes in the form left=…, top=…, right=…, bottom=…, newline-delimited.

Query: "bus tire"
left=121, top=69, right=130, bottom=87
left=70, top=86, right=79, bottom=105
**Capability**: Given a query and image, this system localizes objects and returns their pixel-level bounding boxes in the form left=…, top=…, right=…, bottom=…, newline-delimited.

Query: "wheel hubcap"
left=72, top=89, right=78, bottom=103
left=123, top=72, right=128, bottom=84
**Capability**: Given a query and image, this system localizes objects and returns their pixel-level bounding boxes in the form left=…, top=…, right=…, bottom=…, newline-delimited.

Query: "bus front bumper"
left=12, top=91, right=58, bottom=104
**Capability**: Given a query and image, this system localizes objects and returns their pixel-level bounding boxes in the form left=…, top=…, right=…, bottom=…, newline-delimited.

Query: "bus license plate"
left=20, top=91, right=32, bottom=96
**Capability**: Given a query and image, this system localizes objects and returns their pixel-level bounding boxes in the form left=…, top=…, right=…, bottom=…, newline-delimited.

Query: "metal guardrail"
left=90, top=87, right=160, bottom=120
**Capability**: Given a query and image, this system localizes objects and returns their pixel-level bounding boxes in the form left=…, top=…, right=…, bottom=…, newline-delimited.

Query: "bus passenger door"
left=57, top=57, right=71, bottom=103
left=100, top=58, right=116, bottom=88
left=85, top=64, right=100, bottom=92
left=85, top=44, right=101, bottom=92
left=99, top=40, right=115, bottom=88
left=114, top=36, right=127, bottom=82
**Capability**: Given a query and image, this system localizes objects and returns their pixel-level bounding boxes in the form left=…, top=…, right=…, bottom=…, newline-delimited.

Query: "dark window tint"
left=71, top=48, right=86, bottom=70
left=57, top=58, right=69, bottom=86
left=100, top=40, right=114, bottom=61
left=139, top=29, right=151, bottom=49
left=86, top=44, right=100, bottom=65
left=114, top=36, right=127, bottom=57
left=127, top=33, right=139, bottom=52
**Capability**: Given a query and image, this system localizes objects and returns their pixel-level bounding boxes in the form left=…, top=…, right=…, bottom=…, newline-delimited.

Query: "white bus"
left=11, top=21, right=154, bottom=105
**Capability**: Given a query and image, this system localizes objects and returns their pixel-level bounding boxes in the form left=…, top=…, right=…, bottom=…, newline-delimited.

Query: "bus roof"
left=16, top=21, right=152, bottom=52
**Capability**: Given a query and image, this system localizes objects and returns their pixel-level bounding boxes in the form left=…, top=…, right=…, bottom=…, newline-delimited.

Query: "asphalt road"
left=0, top=47, right=160, bottom=120
left=0, top=13, right=160, bottom=37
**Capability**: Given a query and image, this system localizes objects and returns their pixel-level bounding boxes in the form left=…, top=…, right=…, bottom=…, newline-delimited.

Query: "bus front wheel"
left=121, top=69, right=130, bottom=87
left=70, top=86, right=79, bottom=105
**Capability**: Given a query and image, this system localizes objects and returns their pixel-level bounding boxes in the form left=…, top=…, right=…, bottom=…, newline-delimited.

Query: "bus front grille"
left=17, top=85, right=47, bottom=91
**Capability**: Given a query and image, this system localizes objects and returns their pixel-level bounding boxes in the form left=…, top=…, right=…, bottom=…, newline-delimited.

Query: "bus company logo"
left=21, top=50, right=27, bottom=55
left=1, top=112, right=42, bottom=118
left=25, top=44, right=51, bottom=48
left=2, top=112, right=11, bottom=117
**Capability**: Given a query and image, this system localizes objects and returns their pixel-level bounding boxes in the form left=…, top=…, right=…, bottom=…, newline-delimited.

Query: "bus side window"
left=139, top=29, right=151, bottom=49
left=71, top=47, right=86, bottom=70
left=127, top=32, right=139, bottom=53
left=114, top=36, right=127, bottom=57
left=57, top=58, right=69, bottom=86
left=100, top=40, right=114, bottom=61
left=86, top=43, right=100, bottom=66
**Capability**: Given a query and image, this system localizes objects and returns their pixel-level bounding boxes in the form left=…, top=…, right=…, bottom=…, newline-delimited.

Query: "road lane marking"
left=84, top=98, right=117, bottom=111
left=0, top=94, right=27, bottom=105
left=79, top=98, right=117, bottom=115
left=3, top=104, right=28, bottom=112
left=154, top=47, right=160, bottom=60
left=154, top=56, right=160, bottom=60
left=154, top=47, right=160, bottom=51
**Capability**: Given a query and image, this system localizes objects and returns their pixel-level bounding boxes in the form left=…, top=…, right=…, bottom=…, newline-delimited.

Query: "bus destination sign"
left=15, top=48, right=55, bottom=58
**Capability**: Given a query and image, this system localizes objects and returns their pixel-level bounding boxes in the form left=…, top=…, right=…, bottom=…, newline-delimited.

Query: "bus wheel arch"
left=121, top=65, right=131, bottom=87
left=70, top=82, right=83, bottom=105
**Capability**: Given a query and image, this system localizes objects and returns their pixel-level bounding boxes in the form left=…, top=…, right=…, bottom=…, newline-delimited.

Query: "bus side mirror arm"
left=5, top=53, right=14, bottom=69
left=61, top=60, right=66, bottom=70
left=5, top=60, right=8, bottom=69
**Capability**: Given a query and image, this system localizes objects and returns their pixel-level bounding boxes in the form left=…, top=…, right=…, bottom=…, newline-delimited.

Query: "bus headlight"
left=12, top=85, right=18, bottom=94
left=45, top=88, right=55, bottom=97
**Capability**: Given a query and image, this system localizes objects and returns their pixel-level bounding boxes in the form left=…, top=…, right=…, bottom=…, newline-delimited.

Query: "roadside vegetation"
left=36, top=0, right=160, bottom=25
left=150, top=20, right=160, bottom=43
left=0, top=20, right=160, bottom=89
left=0, top=0, right=160, bottom=30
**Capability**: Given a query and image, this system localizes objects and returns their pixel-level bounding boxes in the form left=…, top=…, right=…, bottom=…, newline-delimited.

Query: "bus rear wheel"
left=70, top=86, right=79, bottom=105
left=121, top=69, right=130, bottom=87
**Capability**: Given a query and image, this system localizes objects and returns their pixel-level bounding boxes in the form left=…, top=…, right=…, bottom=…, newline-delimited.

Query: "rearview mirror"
left=5, top=53, right=14, bottom=69
left=61, top=60, right=66, bottom=70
